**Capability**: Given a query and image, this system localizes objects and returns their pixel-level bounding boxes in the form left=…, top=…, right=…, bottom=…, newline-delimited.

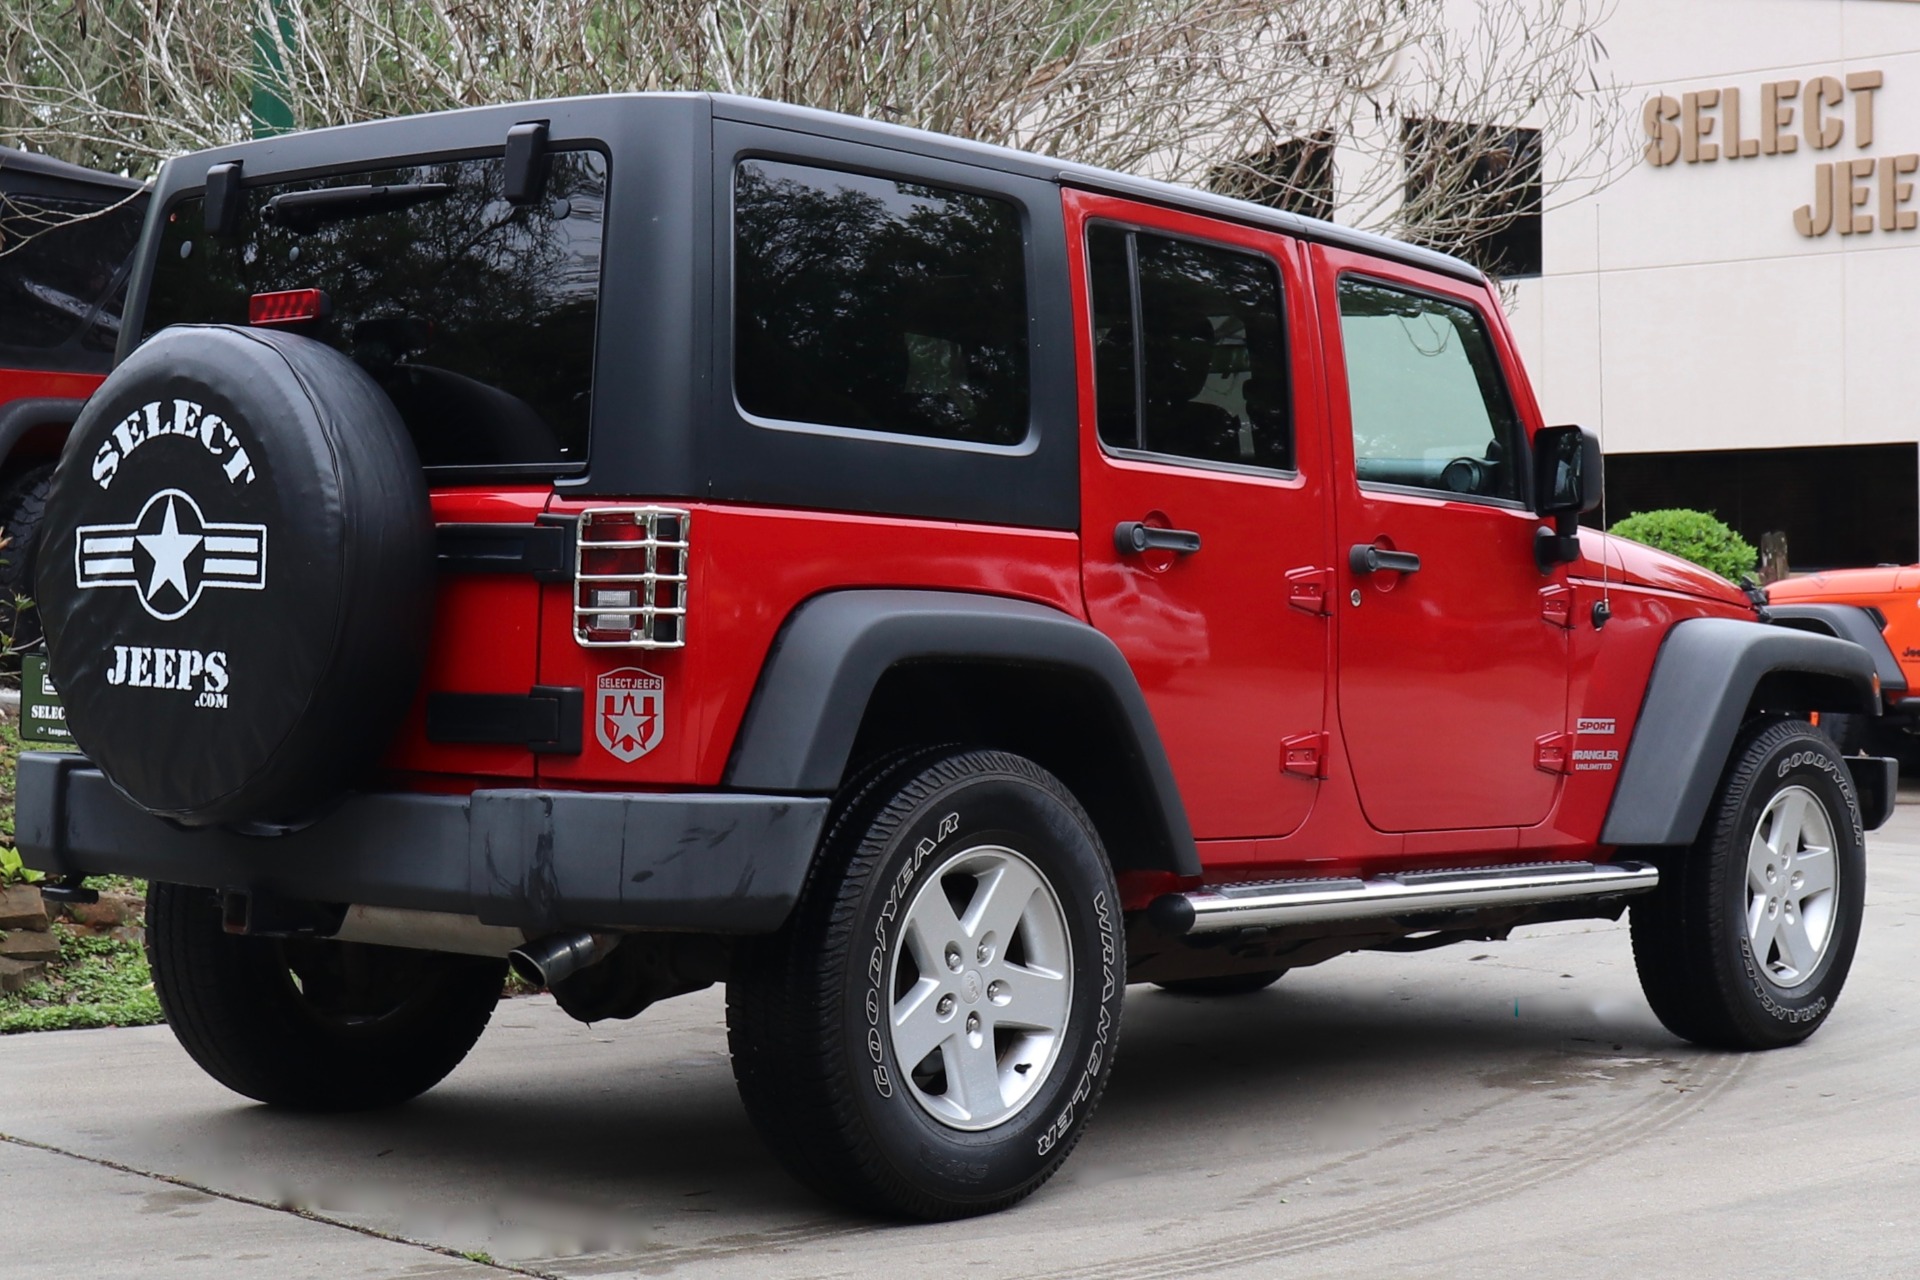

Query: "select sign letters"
left=1643, top=69, right=1918, bottom=238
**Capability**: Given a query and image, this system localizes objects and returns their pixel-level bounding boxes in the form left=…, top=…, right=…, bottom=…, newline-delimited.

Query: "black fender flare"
left=725, top=588, right=1200, bottom=877
left=1601, top=616, right=1880, bottom=846
left=0, top=397, right=84, bottom=470
left=1765, top=603, right=1907, bottom=701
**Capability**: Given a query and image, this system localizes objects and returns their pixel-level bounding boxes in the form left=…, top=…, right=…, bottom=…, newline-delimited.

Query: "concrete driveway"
left=6, top=803, right=1920, bottom=1279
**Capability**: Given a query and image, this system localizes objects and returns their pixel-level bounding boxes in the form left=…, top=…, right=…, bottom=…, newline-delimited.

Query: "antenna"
left=1592, top=203, right=1611, bottom=614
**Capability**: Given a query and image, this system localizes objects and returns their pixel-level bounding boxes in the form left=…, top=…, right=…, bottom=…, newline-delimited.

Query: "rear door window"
left=142, top=152, right=607, bottom=472
left=732, top=159, right=1030, bottom=446
left=1086, top=224, right=1293, bottom=471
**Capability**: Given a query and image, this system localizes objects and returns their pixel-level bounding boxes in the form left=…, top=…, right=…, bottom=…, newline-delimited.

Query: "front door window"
left=1338, top=278, right=1522, bottom=502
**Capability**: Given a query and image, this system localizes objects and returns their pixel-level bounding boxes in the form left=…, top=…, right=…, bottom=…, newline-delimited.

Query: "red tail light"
left=249, top=288, right=329, bottom=326
left=572, top=508, right=690, bottom=649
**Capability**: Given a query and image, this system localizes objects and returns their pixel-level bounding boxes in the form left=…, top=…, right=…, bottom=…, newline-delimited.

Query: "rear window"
left=141, top=151, right=606, bottom=472
left=0, top=192, right=147, bottom=371
left=732, top=159, right=1030, bottom=447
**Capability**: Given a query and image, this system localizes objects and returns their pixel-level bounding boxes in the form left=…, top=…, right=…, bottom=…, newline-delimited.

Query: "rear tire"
left=727, top=749, right=1124, bottom=1219
left=1629, top=719, right=1864, bottom=1050
left=1154, top=970, right=1285, bottom=997
left=146, top=882, right=506, bottom=1109
left=0, top=464, right=52, bottom=662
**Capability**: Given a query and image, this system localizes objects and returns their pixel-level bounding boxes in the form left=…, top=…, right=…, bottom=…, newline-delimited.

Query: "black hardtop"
left=0, top=146, right=146, bottom=204
left=144, top=92, right=1483, bottom=285
left=122, top=92, right=1484, bottom=527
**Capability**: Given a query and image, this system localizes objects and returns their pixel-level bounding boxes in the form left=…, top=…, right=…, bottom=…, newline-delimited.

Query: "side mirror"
left=1532, top=424, right=1603, bottom=517
left=1531, top=425, right=1603, bottom=571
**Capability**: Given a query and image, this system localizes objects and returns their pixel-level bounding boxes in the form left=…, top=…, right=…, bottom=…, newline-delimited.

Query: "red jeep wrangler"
left=0, top=148, right=148, bottom=649
left=17, top=96, right=1894, bottom=1220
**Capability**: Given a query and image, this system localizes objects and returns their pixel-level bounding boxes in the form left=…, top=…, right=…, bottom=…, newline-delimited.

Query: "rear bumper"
left=16, top=753, right=831, bottom=934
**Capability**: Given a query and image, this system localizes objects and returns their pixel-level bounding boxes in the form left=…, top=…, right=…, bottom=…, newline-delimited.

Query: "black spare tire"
left=37, top=325, right=433, bottom=827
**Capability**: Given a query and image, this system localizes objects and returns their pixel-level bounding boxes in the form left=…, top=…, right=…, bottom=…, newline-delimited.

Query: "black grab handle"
left=1348, top=543, right=1421, bottom=575
left=1116, top=522, right=1202, bottom=557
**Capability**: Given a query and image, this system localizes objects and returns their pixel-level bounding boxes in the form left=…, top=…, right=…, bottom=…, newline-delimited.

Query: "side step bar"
left=1148, top=861, right=1659, bottom=937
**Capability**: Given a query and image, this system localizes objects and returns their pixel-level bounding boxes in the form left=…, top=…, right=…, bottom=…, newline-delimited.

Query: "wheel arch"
left=1765, top=602, right=1907, bottom=700
left=725, top=589, right=1200, bottom=878
left=1601, top=616, right=1881, bottom=847
left=0, top=397, right=82, bottom=483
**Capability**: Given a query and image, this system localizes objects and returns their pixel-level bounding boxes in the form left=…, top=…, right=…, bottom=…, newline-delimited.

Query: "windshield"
left=141, top=150, right=606, bottom=472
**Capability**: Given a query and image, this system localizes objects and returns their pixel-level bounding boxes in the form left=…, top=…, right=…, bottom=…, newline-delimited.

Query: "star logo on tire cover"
left=75, top=488, right=267, bottom=621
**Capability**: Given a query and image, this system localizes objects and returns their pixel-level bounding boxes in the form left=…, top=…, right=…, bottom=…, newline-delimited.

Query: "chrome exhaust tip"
left=508, top=930, right=616, bottom=988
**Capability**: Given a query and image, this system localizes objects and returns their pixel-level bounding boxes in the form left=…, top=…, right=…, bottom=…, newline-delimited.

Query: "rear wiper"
left=261, top=182, right=455, bottom=229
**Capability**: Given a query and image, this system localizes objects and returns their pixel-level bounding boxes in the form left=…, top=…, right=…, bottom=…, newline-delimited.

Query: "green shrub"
left=1608, top=508, right=1757, bottom=583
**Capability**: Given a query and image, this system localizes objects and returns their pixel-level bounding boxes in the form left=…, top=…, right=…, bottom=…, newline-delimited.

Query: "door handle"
left=1116, top=522, right=1202, bottom=556
left=1349, top=543, right=1421, bottom=575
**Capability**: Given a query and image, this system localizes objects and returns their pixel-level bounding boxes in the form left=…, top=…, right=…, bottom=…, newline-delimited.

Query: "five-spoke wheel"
left=1745, top=785, right=1840, bottom=989
left=890, top=845, right=1072, bottom=1130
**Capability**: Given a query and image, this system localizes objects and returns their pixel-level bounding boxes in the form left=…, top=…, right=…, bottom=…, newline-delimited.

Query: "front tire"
left=146, top=882, right=507, bottom=1109
left=727, top=749, right=1124, bottom=1219
left=1629, top=719, right=1865, bottom=1050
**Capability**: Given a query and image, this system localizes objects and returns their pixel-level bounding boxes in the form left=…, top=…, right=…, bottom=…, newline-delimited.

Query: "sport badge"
left=597, top=667, right=664, bottom=762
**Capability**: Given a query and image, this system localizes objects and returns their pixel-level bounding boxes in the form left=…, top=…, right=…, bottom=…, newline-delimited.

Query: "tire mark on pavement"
left=1044, top=1052, right=1748, bottom=1280
left=0, top=1128, right=556, bottom=1279
left=539, top=1220, right=884, bottom=1277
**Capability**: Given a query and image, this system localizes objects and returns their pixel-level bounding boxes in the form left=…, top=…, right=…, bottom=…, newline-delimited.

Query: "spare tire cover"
left=37, top=324, right=433, bottom=827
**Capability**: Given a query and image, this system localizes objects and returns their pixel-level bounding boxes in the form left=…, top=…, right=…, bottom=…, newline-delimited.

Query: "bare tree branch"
left=0, top=0, right=1626, bottom=268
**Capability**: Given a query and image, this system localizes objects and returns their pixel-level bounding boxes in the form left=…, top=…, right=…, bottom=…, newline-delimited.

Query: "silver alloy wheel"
left=1746, top=784, right=1840, bottom=989
left=887, top=843, right=1073, bottom=1131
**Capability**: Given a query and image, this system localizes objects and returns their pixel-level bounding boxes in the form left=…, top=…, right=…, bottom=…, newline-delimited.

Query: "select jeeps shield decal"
left=597, top=667, right=665, bottom=762
left=75, top=488, right=267, bottom=621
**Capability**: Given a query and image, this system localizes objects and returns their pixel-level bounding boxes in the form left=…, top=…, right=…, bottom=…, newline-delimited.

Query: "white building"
left=1508, top=0, right=1920, bottom=567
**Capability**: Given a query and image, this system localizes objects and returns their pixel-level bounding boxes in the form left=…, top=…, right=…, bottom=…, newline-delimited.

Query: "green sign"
left=20, top=655, right=71, bottom=744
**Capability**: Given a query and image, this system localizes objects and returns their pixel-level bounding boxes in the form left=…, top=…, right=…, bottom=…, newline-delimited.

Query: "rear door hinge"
left=427, top=685, right=584, bottom=754
left=1534, top=731, right=1573, bottom=774
left=1286, top=567, right=1332, bottom=616
left=1540, top=584, right=1574, bottom=628
left=1282, top=731, right=1328, bottom=779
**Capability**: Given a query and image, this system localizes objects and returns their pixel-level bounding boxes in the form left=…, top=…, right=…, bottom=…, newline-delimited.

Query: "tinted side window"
left=733, top=159, right=1029, bottom=446
left=1337, top=277, right=1522, bottom=501
left=1087, top=225, right=1138, bottom=449
left=143, top=152, right=606, bottom=471
left=0, top=193, right=146, bottom=363
left=1087, top=225, right=1292, bottom=471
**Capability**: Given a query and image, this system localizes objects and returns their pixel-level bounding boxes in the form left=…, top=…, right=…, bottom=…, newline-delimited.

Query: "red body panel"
left=382, top=190, right=1758, bottom=905
left=1064, top=190, right=1332, bottom=840
left=382, top=488, right=550, bottom=782
left=1310, top=244, right=1569, bottom=832
left=535, top=504, right=1083, bottom=787
left=0, top=367, right=104, bottom=406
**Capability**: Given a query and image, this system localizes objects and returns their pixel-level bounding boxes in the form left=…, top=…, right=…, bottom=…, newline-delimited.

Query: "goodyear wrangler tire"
left=1630, top=719, right=1866, bottom=1050
left=726, top=749, right=1124, bottom=1219
left=35, top=325, right=433, bottom=827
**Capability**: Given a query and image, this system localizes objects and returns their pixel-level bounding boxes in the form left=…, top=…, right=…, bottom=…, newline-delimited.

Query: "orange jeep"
left=1768, top=568, right=1916, bottom=759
